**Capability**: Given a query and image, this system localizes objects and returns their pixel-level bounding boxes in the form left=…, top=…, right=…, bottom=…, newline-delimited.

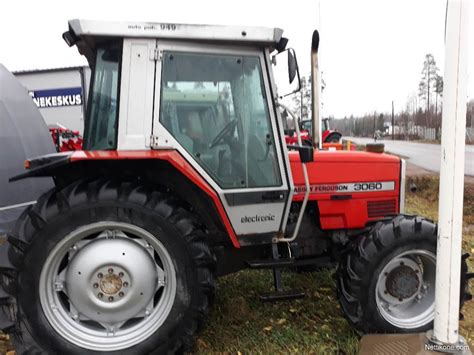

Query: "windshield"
left=160, top=51, right=281, bottom=189
left=84, top=43, right=121, bottom=150
left=301, top=120, right=312, bottom=131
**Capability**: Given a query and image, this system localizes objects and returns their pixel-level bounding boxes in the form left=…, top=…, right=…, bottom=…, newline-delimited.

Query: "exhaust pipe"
left=310, top=30, right=321, bottom=149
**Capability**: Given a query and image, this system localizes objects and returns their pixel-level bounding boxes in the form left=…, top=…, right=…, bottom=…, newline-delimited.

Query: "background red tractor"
left=0, top=20, right=470, bottom=355
left=284, top=116, right=344, bottom=147
left=49, top=125, right=83, bottom=152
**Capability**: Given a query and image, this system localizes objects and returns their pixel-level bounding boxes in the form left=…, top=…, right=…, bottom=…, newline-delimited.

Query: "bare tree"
left=434, top=74, right=443, bottom=127
left=292, top=76, right=311, bottom=120
left=418, top=54, right=439, bottom=127
left=467, top=99, right=474, bottom=128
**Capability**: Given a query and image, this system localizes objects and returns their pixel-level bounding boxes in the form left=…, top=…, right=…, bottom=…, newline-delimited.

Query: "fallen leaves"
left=196, top=338, right=209, bottom=349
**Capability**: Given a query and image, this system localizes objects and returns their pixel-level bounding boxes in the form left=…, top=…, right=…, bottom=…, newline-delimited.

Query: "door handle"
left=261, top=191, right=285, bottom=201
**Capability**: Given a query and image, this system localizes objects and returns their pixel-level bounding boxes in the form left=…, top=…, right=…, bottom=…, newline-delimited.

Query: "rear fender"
left=11, top=150, right=240, bottom=248
left=323, top=131, right=342, bottom=143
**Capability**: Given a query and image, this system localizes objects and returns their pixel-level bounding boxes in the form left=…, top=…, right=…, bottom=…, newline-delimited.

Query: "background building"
left=14, top=66, right=91, bottom=133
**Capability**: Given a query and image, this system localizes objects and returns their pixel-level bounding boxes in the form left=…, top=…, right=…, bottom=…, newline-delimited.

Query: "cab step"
left=246, top=256, right=334, bottom=270
left=254, top=243, right=305, bottom=302
left=246, top=258, right=294, bottom=269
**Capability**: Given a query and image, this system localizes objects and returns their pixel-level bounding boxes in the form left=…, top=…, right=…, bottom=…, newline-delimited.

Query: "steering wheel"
left=209, top=120, right=237, bottom=149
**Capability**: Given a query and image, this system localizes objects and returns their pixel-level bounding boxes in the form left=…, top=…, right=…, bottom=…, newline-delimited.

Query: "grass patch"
left=196, top=175, right=474, bottom=353
left=197, top=269, right=359, bottom=354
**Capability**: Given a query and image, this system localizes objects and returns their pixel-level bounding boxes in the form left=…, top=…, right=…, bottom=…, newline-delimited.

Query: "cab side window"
left=160, top=51, right=281, bottom=189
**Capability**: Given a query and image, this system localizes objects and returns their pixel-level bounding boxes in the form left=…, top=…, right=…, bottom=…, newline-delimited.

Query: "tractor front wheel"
left=337, top=215, right=470, bottom=334
left=1, top=179, right=215, bottom=354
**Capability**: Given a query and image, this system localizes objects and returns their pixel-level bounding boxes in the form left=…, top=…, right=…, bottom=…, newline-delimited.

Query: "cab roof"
left=67, top=19, right=284, bottom=45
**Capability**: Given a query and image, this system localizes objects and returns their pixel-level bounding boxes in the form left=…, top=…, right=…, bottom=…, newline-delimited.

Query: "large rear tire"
left=0, top=179, right=215, bottom=354
left=337, top=215, right=471, bottom=334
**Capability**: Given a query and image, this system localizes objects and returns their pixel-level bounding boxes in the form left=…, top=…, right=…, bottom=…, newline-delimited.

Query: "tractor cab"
left=63, top=19, right=298, bottom=237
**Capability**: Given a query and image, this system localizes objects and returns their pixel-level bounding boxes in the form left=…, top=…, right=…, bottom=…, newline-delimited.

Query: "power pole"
left=391, top=100, right=394, bottom=140
left=427, top=0, right=470, bottom=350
left=300, top=83, right=304, bottom=121
left=373, top=111, right=376, bottom=140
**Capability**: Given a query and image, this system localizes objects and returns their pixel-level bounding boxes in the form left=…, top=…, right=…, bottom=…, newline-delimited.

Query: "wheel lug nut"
left=119, top=272, right=124, bottom=278
left=98, top=293, right=103, bottom=299
left=108, top=268, right=114, bottom=274
left=123, top=282, right=129, bottom=288
left=119, top=292, right=124, bottom=297
left=108, top=296, right=114, bottom=302
left=400, top=261, right=404, bottom=266
left=97, top=273, right=103, bottom=278
left=93, top=283, right=99, bottom=289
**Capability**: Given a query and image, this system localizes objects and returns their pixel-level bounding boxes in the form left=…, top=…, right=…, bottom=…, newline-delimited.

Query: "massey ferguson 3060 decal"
left=294, top=181, right=395, bottom=195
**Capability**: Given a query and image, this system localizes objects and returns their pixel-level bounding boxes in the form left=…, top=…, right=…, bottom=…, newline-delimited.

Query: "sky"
left=0, top=0, right=472, bottom=118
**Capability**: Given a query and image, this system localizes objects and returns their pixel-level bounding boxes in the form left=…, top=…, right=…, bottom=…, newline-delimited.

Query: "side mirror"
left=272, top=48, right=301, bottom=97
left=288, top=49, right=297, bottom=84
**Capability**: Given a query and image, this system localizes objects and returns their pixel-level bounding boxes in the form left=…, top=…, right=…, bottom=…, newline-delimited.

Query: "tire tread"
left=0, top=178, right=216, bottom=354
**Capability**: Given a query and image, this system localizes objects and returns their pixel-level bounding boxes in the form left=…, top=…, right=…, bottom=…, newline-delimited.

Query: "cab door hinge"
left=150, top=48, right=162, bottom=61
left=149, top=135, right=160, bottom=149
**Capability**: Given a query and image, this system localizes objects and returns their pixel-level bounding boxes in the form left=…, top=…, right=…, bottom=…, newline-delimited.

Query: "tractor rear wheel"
left=337, top=215, right=471, bottom=334
left=0, top=179, right=215, bottom=354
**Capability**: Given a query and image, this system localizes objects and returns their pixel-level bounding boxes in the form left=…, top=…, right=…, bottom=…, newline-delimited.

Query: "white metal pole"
left=432, top=0, right=469, bottom=346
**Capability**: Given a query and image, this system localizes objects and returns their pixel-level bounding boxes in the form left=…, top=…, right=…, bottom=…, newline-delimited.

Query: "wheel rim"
left=375, top=249, right=436, bottom=329
left=39, top=222, right=177, bottom=351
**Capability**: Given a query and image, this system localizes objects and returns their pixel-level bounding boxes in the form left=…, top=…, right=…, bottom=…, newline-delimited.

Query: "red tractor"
left=49, top=125, right=83, bottom=152
left=0, top=20, right=471, bottom=354
left=284, top=117, right=343, bottom=146
left=305, top=117, right=343, bottom=143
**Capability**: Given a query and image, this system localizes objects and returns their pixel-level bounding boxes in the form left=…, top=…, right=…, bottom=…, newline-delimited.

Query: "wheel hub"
left=65, top=236, right=157, bottom=324
left=386, top=264, right=420, bottom=299
left=375, top=250, right=436, bottom=329
left=99, top=272, right=123, bottom=295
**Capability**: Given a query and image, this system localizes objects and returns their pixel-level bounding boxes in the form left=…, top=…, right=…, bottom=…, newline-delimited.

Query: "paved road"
left=346, top=137, right=474, bottom=176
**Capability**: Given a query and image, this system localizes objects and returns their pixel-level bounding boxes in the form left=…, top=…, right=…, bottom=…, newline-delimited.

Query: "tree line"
left=293, top=54, right=473, bottom=140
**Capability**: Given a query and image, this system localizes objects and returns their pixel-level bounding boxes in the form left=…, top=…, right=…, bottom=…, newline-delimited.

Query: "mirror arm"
left=276, top=102, right=302, bottom=146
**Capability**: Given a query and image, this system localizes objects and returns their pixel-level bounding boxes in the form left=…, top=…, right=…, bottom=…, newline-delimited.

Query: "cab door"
left=151, top=42, right=291, bottom=240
